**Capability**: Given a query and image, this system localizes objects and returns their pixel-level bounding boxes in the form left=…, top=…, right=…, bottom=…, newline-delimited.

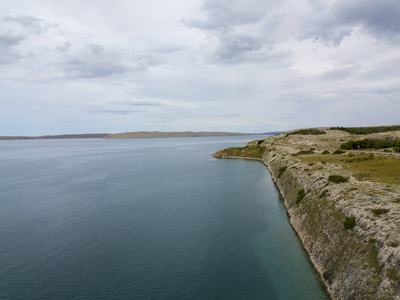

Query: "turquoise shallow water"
left=0, top=136, right=328, bottom=299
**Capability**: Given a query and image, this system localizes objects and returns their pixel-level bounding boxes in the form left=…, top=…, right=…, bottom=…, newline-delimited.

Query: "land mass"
left=0, top=131, right=274, bottom=140
left=214, top=126, right=400, bottom=300
left=0, top=133, right=110, bottom=140
left=102, top=131, right=265, bottom=139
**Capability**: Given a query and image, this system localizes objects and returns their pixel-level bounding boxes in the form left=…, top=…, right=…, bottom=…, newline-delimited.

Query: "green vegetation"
left=333, top=149, right=346, bottom=154
left=368, top=238, right=376, bottom=244
left=331, top=125, right=400, bottom=135
left=295, top=149, right=315, bottom=155
left=389, top=242, right=399, bottom=247
left=319, top=189, right=328, bottom=199
left=341, top=138, right=400, bottom=150
left=297, top=154, right=400, bottom=184
left=296, top=188, right=306, bottom=204
left=214, top=145, right=266, bottom=159
left=344, top=216, right=356, bottom=230
left=329, top=175, right=349, bottom=183
left=366, top=243, right=383, bottom=274
left=322, top=150, right=330, bottom=154
left=278, top=166, right=288, bottom=178
left=286, top=128, right=326, bottom=137
left=344, top=154, right=374, bottom=163
left=371, top=208, right=390, bottom=216
left=386, top=268, right=400, bottom=283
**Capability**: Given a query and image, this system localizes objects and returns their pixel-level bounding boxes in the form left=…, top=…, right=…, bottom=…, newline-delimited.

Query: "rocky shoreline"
left=214, top=128, right=400, bottom=300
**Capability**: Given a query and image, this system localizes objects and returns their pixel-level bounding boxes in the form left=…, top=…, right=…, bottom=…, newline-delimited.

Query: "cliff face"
left=214, top=129, right=400, bottom=300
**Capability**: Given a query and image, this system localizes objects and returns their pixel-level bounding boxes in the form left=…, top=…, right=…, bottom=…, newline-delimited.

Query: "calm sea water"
left=0, top=136, right=328, bottom=299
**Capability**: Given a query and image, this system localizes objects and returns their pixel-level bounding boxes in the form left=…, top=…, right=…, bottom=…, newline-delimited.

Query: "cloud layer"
left=0, top=0, right=399, bottom=135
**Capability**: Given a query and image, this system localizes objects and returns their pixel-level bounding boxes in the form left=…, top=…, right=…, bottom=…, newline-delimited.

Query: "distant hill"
left=102, top=131, right=261, bottom=139
left=0, top=134, right=110, bottom=140
left=0, top=131, right=281, bottom=140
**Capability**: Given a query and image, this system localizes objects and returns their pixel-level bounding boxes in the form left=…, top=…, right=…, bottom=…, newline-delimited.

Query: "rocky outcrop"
left=214, top=130, right=400, bottom=300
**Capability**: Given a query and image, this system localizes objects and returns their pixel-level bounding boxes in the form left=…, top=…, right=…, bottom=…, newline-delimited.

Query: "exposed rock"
left=214, top=128, right=400, bottom=300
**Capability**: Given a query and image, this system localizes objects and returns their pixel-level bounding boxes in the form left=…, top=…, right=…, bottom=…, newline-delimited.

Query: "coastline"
left=214, top=129, right=400, bottom=300
left=216, top=154, right=333, bottom=299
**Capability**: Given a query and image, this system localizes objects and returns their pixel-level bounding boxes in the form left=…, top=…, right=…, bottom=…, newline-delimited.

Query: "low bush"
left=322, top=150, right=330, bottom=154
left=278, top=166, right=288, bottom=178
left=296, top=149, right=315, bottom=155
left=333, top=149, right=346, bottom=154
left=296, top=189, right=306, bottom=204
left=371, top=208, right=390, bottom=216
left=319, top=189, right=328, bottom=199
left=286, top=129, right=326, bottom=136
left=341, top=138, right=400, bottom=150
left=331, top=125, right=400, bottom=135
left=386, top=268, right=400, bottom=283
left=343, top=216, right=356, bottom=230
left=329, top=175, right=349, bottom=183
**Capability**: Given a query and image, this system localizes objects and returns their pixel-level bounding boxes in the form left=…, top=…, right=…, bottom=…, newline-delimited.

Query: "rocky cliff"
left=214, top=128, right=400, bottom=300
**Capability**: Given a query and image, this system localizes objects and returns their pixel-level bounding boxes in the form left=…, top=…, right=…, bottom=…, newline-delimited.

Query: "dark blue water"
left=0, top=136, right=328, bottom=299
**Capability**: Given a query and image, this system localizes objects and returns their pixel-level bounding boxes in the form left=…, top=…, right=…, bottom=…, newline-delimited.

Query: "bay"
left=0, top=136, right=328, bottom=299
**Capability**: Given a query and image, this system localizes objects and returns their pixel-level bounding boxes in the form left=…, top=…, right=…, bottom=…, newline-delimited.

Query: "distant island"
left=0, top=131, right=278, bottom=140
left=0, top=134, right=110, bottom=140
left=102, top=131, right=267, bottom=139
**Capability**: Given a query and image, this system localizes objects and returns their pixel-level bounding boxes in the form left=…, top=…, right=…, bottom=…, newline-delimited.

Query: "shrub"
left=333, top=149, right=346, bottom=154
left=319, top=189, right=328, bottom=199
left=386, top=268, right=400, bottom=283
left=389, top=242, right=399, bottom=247
left=322, top=150, right=330, bottom=154
left=286, top=129, right=326, bottom=136
left=296, top=189, right=306, bottom=204
left=340, top=138, right=400, bottom=150
left=329, top=175, right=349, bottom=183
left=371, top=208, right=390, bottom=216
left=368, top=238, right=376, bottom=244
left=296, top=149, right=315, bottom=155
left=331, top=125, right=400, bottom=135
left=278, top=166, right=288, bottom=178
left=257, top=140, right=264, bottom=145
left=344, top=216, right=356, bottom=230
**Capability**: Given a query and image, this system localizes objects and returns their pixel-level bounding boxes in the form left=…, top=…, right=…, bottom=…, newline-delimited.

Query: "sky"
left=1, top=0, right=399, bottom=135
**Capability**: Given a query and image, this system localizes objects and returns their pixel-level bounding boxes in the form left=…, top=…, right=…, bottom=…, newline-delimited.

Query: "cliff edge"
left=214, top=127, right=400, bottom=300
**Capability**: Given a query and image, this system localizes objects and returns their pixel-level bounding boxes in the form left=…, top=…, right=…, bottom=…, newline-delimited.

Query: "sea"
left=0, top=136, right=329, bottom=299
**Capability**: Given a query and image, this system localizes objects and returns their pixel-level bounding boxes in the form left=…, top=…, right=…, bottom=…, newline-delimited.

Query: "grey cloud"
left=307, top=0, right=400, bottom=45
left=320, top=66, right=360, bottom=81
left=0, top=33, right=26, bottom=64
left=335, top=0, right=400, bottom=38
left=185, top=0, right=272, bottom=31
left=55, top=41, right=72, bottom=52
left=91, top=109, right=146, bottom=114
left=64, top=58, right=128, bottom=78
left=62, top=44, right=161, bottom=79
left=87, top=44, right=105, bottom=55
left=125, top=101, right=162, bottom=107
left=4, top=15, right=55, bottom=35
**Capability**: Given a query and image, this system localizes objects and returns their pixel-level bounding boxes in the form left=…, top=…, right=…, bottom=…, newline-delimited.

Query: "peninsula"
left=214, top=126, right=400, bottom=300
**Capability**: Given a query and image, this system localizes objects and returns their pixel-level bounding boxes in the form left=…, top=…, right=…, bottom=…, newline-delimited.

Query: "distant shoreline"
left=0, top=131, right=280, bottom=141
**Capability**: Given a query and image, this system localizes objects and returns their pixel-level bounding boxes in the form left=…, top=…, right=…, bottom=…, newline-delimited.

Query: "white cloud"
left=0, top=0, right=399, bottom=135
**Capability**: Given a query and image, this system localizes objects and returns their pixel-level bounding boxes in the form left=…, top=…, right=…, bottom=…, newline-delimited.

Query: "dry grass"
left=298, top=154, right=400, bottom=184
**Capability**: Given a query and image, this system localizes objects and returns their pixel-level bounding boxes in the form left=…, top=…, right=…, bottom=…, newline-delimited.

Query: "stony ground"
left=260, top=129, right=400, bottom=299
left=216, top=128, right=400, bottom=299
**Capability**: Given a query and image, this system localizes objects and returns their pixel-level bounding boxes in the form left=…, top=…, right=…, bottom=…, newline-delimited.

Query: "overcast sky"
left=1, top=0, right=399, bottom=135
